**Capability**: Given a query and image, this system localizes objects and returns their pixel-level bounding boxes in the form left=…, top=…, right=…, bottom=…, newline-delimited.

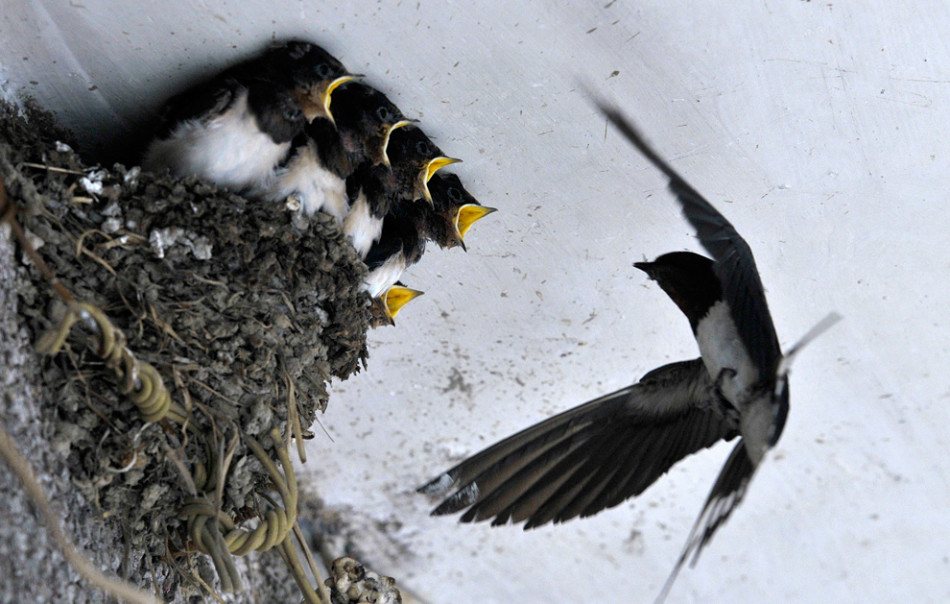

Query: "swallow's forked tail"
left=777, top=311, right=842, bottom=388
left=655, top=439, right=755, bottom=604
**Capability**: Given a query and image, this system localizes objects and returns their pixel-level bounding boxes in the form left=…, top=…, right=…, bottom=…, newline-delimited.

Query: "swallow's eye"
left=284, top=105, right=302, bottom=121
left=315, top=63, right=333, bottom=79
left=447, top=187, right=462, bottom=202
left=376, top=106, right=393, bottom=122
left=415, top=141, right=431, bottom=155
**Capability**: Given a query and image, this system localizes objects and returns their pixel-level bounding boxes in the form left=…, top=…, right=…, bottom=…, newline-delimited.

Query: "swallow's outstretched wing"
left=596, top=103, right=782, bottom=379
left=419, top=359, right=738, bottom=528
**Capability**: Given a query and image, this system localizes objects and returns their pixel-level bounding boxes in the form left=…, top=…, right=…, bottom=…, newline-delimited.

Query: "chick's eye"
left=284, top=106, right=302, bottom=121
left=376, top=107, right=393, bottom=122
left=448, top=188, right=462, bottom=202
left=315, top=63, right=333, bottom=79
left=415, top=141, right=430, bottom=155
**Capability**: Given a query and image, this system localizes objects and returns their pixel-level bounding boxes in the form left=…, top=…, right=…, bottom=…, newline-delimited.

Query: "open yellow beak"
left=455, top=204, right=497, bottom=248
left=381, top=119, right=414, bottom=167
left=384, top=285, right=424, bottom=321
left=421, top=157, right=462, bottom=204
left=320, top=75, right=357, bottom=126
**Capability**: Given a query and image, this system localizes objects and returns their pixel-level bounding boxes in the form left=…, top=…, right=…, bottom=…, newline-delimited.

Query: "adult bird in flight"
left=419, top=99, right=838, bottom=601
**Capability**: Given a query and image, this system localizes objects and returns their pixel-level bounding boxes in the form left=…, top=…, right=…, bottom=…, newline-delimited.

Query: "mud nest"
left=0, top=99, right=372, bottom=598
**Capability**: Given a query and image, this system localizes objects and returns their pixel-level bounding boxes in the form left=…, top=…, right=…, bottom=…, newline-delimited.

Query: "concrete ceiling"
left=4, top=1, right=949, bottom=602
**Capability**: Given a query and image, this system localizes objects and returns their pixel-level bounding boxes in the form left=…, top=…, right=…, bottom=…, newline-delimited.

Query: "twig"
left=20, top=162, right=87, bottom=175
left=293, top=521, right=331, bottom=604
left=282, top=363, right=307, bottom=464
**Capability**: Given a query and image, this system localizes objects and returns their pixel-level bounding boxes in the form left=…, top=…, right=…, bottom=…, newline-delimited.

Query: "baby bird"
left=361, top=202, right=430, bottom=297
left=250, top=82, right=411, bottom=220
left=143, top=40, right=354, bottom=192
left=426, top=172, right=497, bottom=251
left=343, top=125, right=459, bottom=257
left=367, top=283, right=424, bottom=328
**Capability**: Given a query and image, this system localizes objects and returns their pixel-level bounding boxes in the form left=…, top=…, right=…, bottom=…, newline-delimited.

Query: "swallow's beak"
left=632, top=261, right=653, bottom=276
left=454, top=204, right=497, bottom=251
left=384, top=285, right=424, bottom=321
left=318, top=74, right=358, bottom=125
left=420, top=157, right=462, bottom=204
left=380, top=119, right=414, bottom=167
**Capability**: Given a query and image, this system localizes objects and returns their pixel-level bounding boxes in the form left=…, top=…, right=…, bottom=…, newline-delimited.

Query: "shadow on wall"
left=3, top=2, right=294, bottom=165
left=56, top=55, right=257, bottom=166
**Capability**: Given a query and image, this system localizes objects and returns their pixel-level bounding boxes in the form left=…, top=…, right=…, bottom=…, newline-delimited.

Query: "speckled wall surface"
left=3, top=2, right=950, bottom=602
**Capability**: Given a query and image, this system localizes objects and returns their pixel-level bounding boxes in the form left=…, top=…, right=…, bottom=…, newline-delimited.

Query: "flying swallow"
left=426, top=172, right=497, bottom=251
left=142, top=40, right=354, bottom=192
left=420, top=102, right=837, bottom=602
left=368, top=283, right=424, bottom=328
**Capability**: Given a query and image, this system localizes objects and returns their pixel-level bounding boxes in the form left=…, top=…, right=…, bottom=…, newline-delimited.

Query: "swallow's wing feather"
left=712, top=246, right=782, bottom=378
left=154, top=78, right=240, bottom=138
left=419, top=359, right=739, bottom=529
left=596, top=103, right=782, bottom=377
left=656, top=439, right=757, bottom=602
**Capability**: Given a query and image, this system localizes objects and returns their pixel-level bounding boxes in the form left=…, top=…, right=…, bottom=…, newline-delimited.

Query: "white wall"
left=4, top=2, right=949, bottom=602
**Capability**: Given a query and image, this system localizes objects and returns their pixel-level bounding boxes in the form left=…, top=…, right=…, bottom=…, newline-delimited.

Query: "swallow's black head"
left=387, top=126, right=443, bottom=165
left=386, top=126, right=460, bottom=203
left=426, top=173, right=496, bottom=250
left=635, top=251, right=721, bottom=331
left=243, top=40, right=355, bottom=124
left=230, top=41, right=342, bottom=86
left=283, top=41, right=314, bottom=60
left=299, top=48, right=348, bottom=86
left=258, top=40, right=348, bottom=87
left=428, top=172, right=475, bottom=211
left=331, top=83, right=409, bottom=164
left=247, top=85, right=306, bottom=143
